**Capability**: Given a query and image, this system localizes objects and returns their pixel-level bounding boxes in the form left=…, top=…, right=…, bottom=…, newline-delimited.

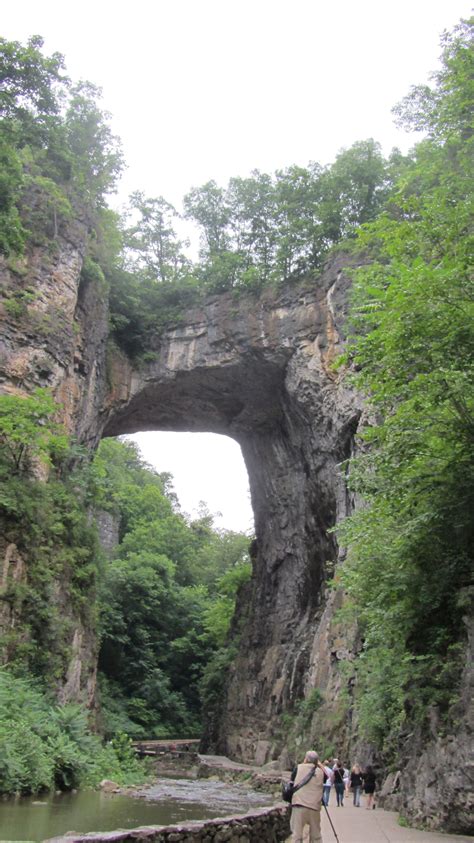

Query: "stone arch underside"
left=101, top=257, right=361, bottom=764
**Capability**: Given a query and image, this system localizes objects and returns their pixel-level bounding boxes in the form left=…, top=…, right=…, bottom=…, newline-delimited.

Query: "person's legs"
left=323, top=786, right=330, bottom=806
left=290, top=806, right=305, bottom=842
left=366, top=791, right=374, bottom=809
left=308, top=808, right=322, bottom=842
left=353, top=785, right=361, bottom=806
left=336, top=782, right=344, bottom=805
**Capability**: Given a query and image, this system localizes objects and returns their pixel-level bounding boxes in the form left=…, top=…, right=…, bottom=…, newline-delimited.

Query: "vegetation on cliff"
left=109, top=141, right=394, bottom=357
left=0, top=389, right=99, bottom=680
left=336, top=17, right=473, bottom=755
left=0, top=35, right=122, bottom=255
left=0, top=395, right=251, bottom=792
left=0, top=17, right=472, bottom=787
left=0, top=672, right=146, bottom=794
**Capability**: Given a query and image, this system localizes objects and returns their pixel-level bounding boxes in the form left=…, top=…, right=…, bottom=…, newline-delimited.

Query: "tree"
left=274, top=163, right=324, bottom=277
left=227, top=171, right=277, bottom=285
left=0, top=388, right=68, bottom=474
left=0, top=35, right=67, bottom=146
left=336, top=19, right=474, bottom=754
left=183, top=180, right=231, bottom=257
left=0, top=36, right=124, bottom=257
left=124, top=191, right=190, bottom=282
left=93, top=438, right=252, bottom=738
left=318, top=139, right=389, bottom=242
left=392, top=18, right=474, bottom=141
left=65, top=81, right=123, bottom=205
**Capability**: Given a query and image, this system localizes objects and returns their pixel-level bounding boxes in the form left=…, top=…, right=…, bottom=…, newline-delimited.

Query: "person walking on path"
left=333, top=760, right=345, bottom=806
left=343, top=764, right=350, bottom=795
left=350, top=763, right=363, bottom=807
left=362, top=764, right=376, bottom=810
left=290, top=750, right=325, bottom=842
left=322, top=759, right=333, bottom=806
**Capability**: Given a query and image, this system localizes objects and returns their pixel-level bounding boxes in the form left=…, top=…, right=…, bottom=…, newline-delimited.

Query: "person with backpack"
left=289, top=750, right=325, bottom=842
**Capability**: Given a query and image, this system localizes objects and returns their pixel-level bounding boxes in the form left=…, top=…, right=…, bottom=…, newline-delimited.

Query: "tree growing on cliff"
left=337, top=16, right=474, bottom=754
left=124, top=191, right=191, bottom=282
left=0, top=35, right=123, bottom=255
left=0, top=389, right=68, bottom=475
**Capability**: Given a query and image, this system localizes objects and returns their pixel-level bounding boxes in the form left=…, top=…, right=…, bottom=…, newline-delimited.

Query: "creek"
left=0, top=777, right=275, bottom=841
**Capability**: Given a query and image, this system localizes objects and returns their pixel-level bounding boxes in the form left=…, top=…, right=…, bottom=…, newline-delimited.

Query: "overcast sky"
left=3, top=1, right=470, bottom=531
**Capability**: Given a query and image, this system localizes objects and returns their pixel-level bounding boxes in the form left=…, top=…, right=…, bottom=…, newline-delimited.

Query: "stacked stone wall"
left=45, top=805, right=290, bottom=842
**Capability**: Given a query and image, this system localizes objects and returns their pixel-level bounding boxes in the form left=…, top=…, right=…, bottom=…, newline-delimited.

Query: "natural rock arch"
left=100, top=255, right=361, bottom=762
left=2, top=228, right=472, bottom=827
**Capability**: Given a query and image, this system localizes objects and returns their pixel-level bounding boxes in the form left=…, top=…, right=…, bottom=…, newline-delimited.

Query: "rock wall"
left=1, top=228, right=472, bottom=832
left=1, top=226, right=362, bottom=733
left=395, top=609, right=474, bottom=832
left=0, top=216, right=109, bottom=702
left=44, top=805, right=290, bottom=843
left=99, top=253, right=363, bottom=766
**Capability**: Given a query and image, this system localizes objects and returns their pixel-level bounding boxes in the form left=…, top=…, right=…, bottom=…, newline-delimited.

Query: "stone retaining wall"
left=45, top=804, right=290, bottom=843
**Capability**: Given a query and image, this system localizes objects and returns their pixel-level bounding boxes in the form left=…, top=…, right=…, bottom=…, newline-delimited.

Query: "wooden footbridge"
left=132, top=738, right=200, bottom=757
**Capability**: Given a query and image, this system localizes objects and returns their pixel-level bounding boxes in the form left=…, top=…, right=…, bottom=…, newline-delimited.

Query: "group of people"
left=321, top=758, right=376, bottom=809
left=288, top=750, right=377, bottom=843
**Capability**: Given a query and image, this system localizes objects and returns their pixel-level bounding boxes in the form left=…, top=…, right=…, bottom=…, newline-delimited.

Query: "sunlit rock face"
left=101, top=254, right=363, bottom=764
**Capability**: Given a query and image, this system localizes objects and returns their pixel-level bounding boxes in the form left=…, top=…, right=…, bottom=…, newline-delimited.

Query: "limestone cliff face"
left=100, top=254, right=363, bottom=767
left=0, top=217, right=108, bottom=703
left=0, top=232, right=472, bottom=832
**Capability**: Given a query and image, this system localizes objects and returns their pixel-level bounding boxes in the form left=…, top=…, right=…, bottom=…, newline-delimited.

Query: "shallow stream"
left=0, top=777, right=275, bottom=842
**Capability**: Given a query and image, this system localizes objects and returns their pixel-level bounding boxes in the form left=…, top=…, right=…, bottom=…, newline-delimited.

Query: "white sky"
left=3, top=0, right=470, bottom=531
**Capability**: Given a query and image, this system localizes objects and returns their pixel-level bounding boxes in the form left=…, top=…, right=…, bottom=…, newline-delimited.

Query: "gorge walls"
left=1, top=221, right=472, bottom=832
left=100, top=253, right=363, bottom=765
left=1, top=216, right=362, bottom=752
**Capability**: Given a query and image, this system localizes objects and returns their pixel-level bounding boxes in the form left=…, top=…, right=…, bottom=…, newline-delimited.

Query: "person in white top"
left=322, top=759, right=333, bottom=806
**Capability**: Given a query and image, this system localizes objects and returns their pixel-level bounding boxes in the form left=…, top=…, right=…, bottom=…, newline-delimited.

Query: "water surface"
left=0, top=777, right=274, bottom=841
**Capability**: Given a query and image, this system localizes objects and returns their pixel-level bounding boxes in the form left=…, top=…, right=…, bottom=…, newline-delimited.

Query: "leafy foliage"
left=0, top=671, right=146, bottom=794
left=94, top=439, right=252, bottom=739
left=0, top=388, right=68, bottom=473
left=336, top=17, right=474, bottom=755
left=0, top=35, right=122, bottom=256
left=0, top=391, right=100, bottom=680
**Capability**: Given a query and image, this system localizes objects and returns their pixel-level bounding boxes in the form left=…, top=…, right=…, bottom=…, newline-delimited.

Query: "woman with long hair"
left=362, top=764, right=376, bottom=810
left=333, top=759, right=345, bottom=807
left=350, top=763, right=363, bottom=807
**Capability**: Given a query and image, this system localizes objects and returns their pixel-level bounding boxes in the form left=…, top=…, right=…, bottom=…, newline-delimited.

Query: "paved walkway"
left=286, top=803, right=474, bottom=842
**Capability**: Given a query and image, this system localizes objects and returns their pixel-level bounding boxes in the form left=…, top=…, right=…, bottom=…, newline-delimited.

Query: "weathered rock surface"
left=0, top=227, right=472, bottom=832
left=99, top=253, right=363, bottom=769
left=0, top=219, right=108, bottom=702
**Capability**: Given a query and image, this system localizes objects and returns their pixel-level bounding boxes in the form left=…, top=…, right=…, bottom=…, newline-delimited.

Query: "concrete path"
left=286, top=802, right=474, bottom=842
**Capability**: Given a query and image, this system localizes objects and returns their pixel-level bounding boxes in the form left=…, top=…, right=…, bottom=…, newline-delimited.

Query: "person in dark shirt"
left=350, top=763, right=363, bottom=806
left=333, top=760, right=345, bottom=806
left=362, top=764, right=376, bottom=810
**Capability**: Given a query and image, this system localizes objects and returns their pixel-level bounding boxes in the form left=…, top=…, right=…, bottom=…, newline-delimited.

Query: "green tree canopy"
left=336, top=16, right=474, bottom=754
